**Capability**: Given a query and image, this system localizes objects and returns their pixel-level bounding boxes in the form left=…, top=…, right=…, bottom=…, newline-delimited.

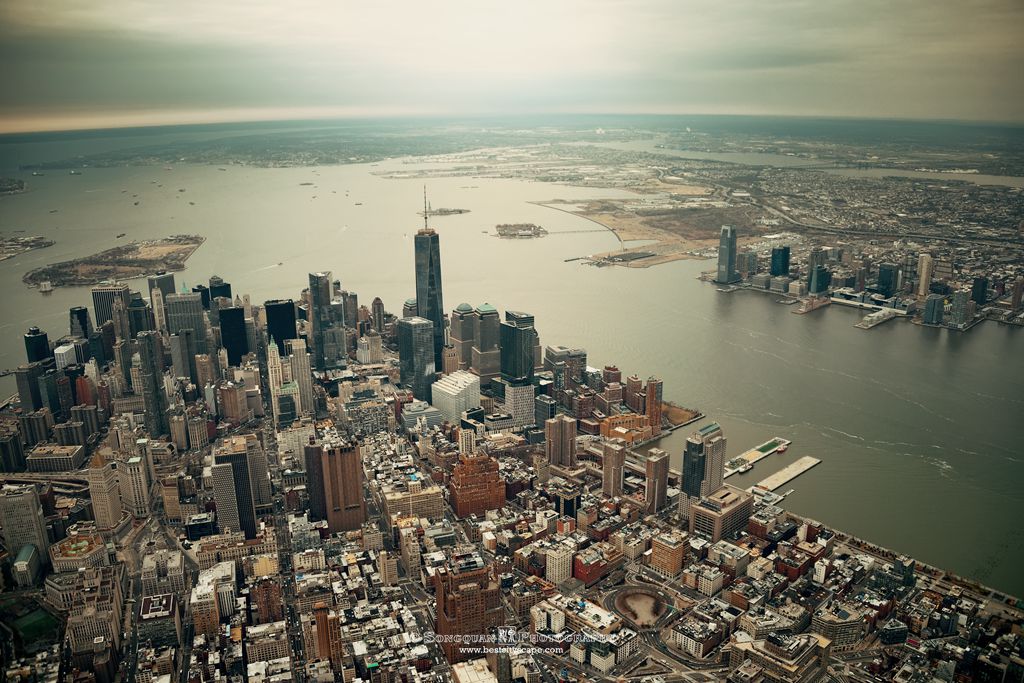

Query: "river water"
left=1, top=146, right=1021, bottom=596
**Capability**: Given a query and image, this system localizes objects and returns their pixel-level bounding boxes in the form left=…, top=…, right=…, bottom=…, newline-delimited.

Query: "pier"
left=752, top=456, right=821, bottom=492
left=723, top=437, right=792, bottom=478
left=854, top=308, right=901, bottom=329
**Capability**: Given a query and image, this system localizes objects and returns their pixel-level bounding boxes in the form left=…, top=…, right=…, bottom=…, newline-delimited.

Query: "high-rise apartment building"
left=923, top=294, right=945, bottom=325
left=877, top=263, right=900, bottom=298
left=602, top=439, right=625, bottom=497
left=645, top=376, right=663, bottom=436
left=320, top=440, right=366, bottom=533
left=950, top=289, right=971, bottom=328
left=545, top=415, right=577, bottom=468
left=645, top=448, right=669, bottom=514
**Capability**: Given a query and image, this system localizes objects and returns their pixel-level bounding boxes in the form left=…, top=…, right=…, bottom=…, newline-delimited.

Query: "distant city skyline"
left=1, top=0, right=1023, bottom=133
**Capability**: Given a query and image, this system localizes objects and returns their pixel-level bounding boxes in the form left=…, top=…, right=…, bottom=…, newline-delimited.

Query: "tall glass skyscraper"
left=137, top=330, right=169, bottom=437
left=398, top=316, right=436, bottom=401
left=499, top=311, right=537, bottom=382
left=308, top=272, right=334, bottom=371
left=715, top=225, right=740, bottom=284
left=414, top=226, right=445, bottom=369
left=770, top=246, right=791, bottom=277
left=265, top=299, right=298, bottom=356
left=91, top=283, right=131, bottom=327
left=218, top=306, right=248, bottom=366
left=165, top=292, right=209, bottom=354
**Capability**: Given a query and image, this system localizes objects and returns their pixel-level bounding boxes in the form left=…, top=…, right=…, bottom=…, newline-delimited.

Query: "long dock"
left=752, top=456, right=821, bottom=492
left=724, top=437, right=792, bottom=478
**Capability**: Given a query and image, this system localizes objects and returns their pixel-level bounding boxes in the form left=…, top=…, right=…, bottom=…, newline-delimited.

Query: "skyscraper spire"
left=423, top=185, right=429, bottom=231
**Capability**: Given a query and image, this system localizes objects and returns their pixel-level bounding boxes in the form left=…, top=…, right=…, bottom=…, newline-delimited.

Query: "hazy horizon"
left=2, top=0, right=1023, bottom=134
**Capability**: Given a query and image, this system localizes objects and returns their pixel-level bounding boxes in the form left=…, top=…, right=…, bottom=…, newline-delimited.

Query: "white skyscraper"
left=0, top=484, right=50, bottom=558
left=151, top=287, right=167, bottom=336
left=430, top=370, right=481, bottom=424
left=503, top=381, right=535, bottom=430
left=267, top=341, right=284, bottom=422
left=119, top=456, right=151, bottom=518
left=545, top=544, right=573, bottom=584
left=211, top=462, right=241, bottom=535
left=917, top=252, right=934, bottom=298
left=54, top=344, right=77, bottom=370
left=88, top=458, right=123, bottom=529
left=286, top=338, right=314, bottom=416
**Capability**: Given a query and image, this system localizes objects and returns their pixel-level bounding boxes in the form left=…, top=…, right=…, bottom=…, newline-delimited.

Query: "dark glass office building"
left=213, top=449, right=258, bottom=539
left=715, top=225, right=740, bottom=284
left=770, top=246, right=791, bottom=277
left=219, top=306, right=249, bottom=366
left=265, top=299, right=298, bottom=356
left=398, top=316, right=436, bottom=401
left=414, top=227, right=445, bottom=369
left=500, top=311, right=536, bottom=382
left=24, top=327, right=50, bottom=364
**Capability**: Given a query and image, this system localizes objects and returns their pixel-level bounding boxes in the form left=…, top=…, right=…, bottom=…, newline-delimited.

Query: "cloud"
left=0, top=0, right=1022, bottom=131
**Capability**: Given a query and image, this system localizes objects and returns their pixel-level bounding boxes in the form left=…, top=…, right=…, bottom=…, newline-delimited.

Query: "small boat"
left=39, top=281, right=53, bottom=293
left=116, top=233, right=126, bottom=238
left=738, top=463, right=753, bottom=473
left=777, top=444, right=789, bottom=453
left=354, top=202, right=363, bottom=206
left=277, top=262, right=283, bottom=266
left=69, top=170, right=81, bottom=175
left=49, top=209, right=58, bottom=213
left=31, top=171, right=44, bottom=176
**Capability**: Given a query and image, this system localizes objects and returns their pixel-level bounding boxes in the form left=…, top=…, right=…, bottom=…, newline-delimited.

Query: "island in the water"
left=418, top=207, right=470, bottom=217
left=1, top=234, right=55, bottom=262
left=23, top=234, right=205, bottom=288
left=495, top=223, right=547, bottom=238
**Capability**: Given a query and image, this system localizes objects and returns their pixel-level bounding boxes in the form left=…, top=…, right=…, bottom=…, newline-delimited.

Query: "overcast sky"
left=1, top=0, right=1022, bottom=132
